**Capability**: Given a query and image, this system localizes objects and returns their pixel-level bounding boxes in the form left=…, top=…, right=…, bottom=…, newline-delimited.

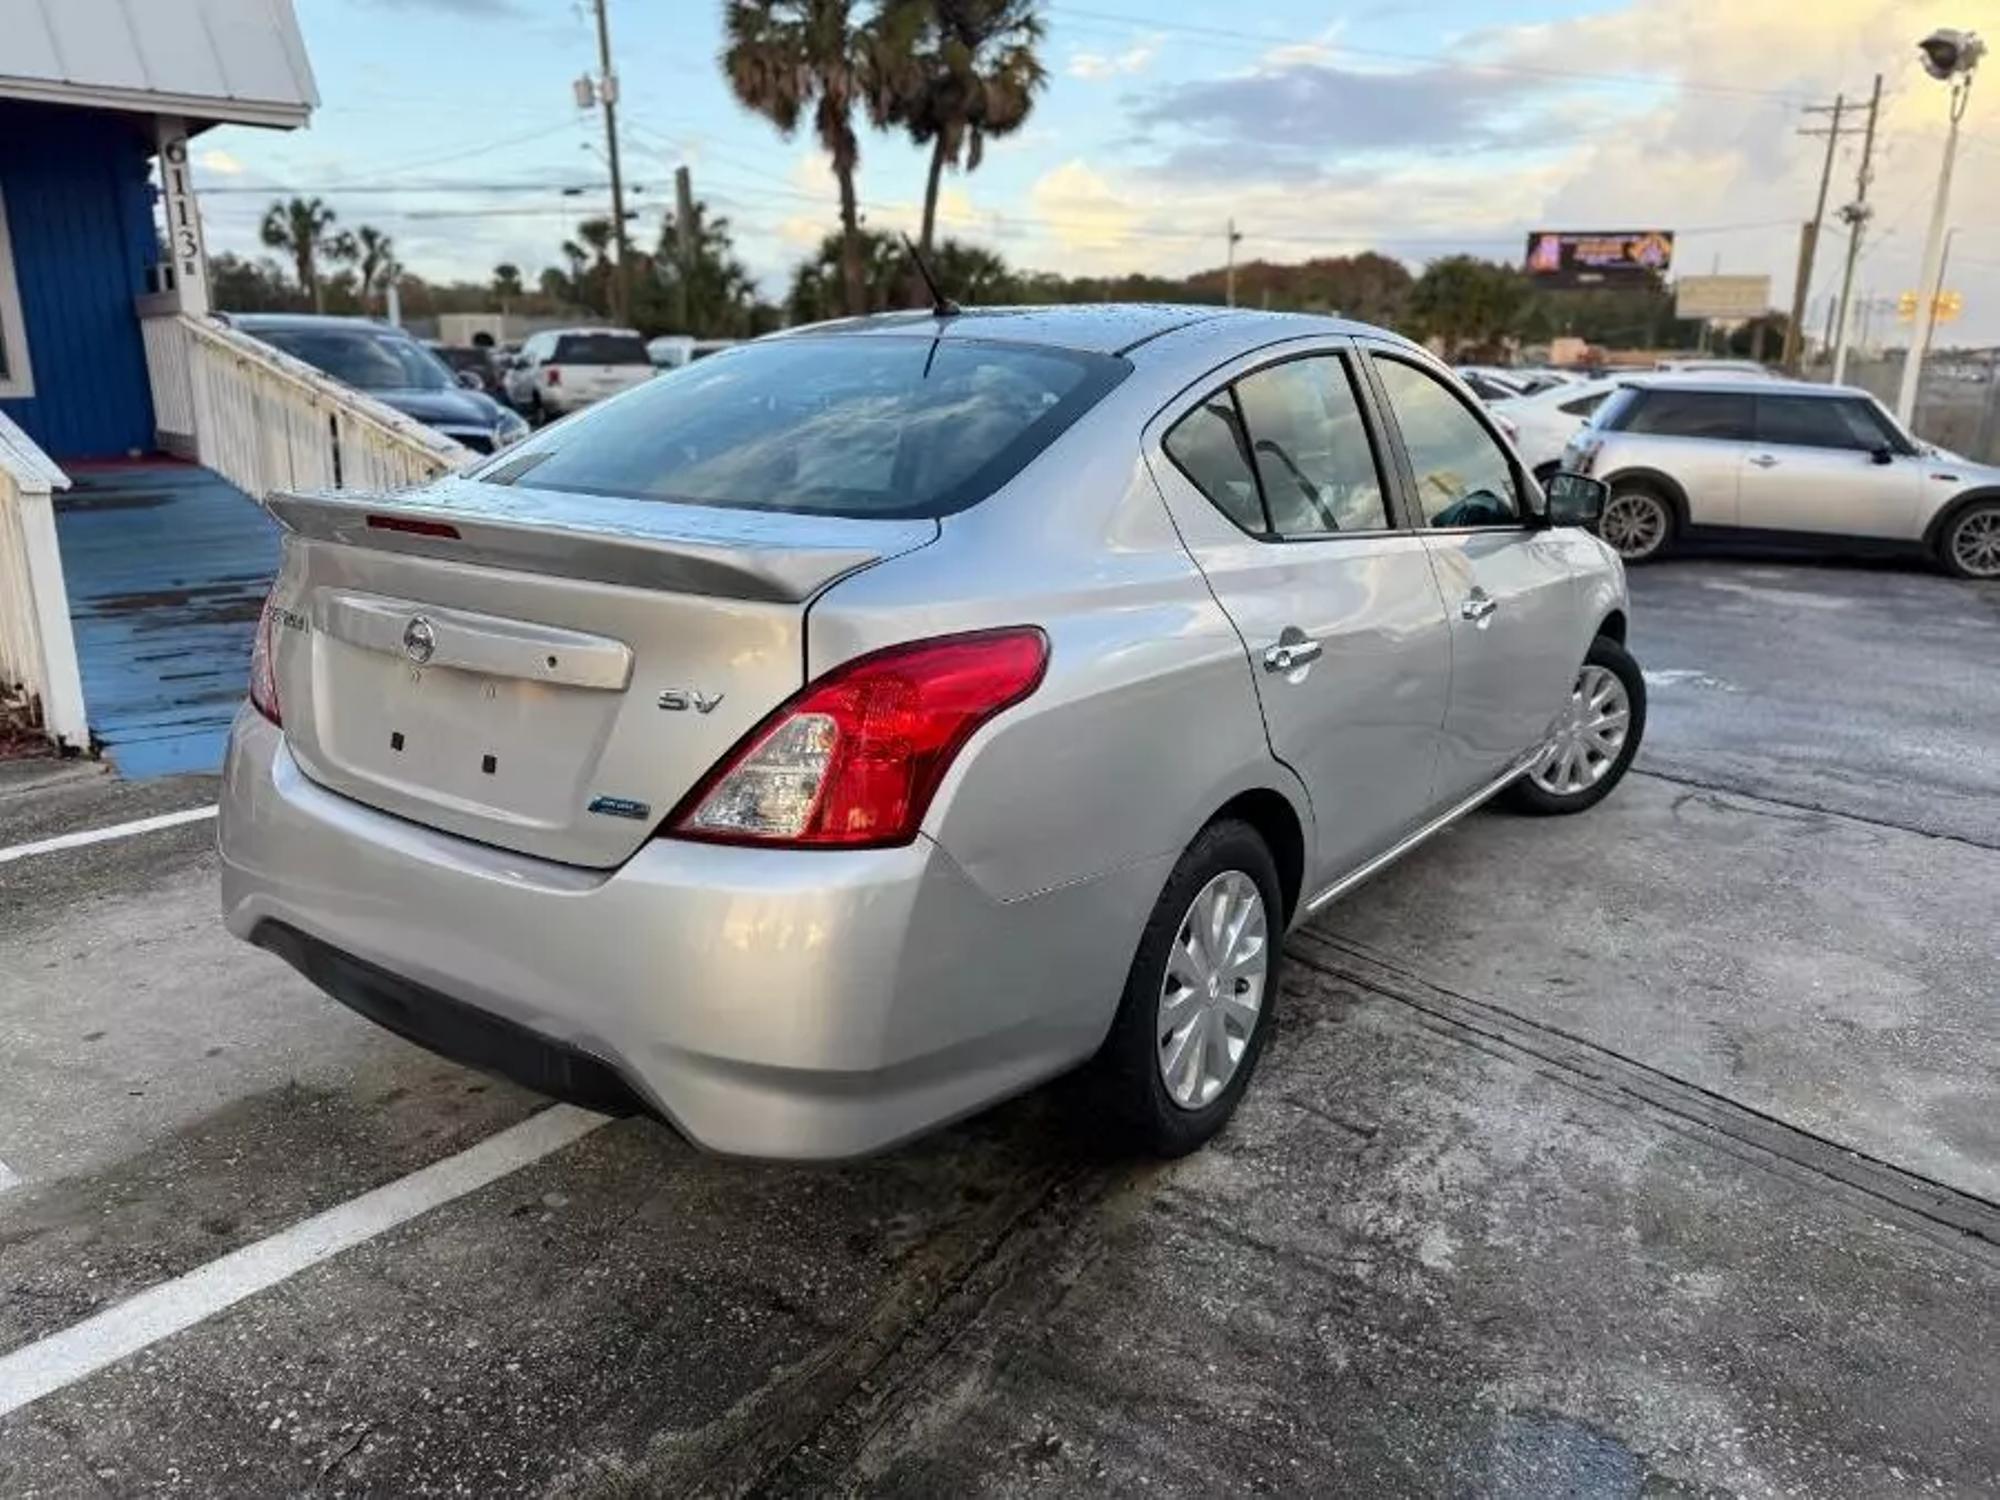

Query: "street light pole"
left=1896, top=74, right=1976, bottom=424
left=1224, top=219, right=1243, bottom=307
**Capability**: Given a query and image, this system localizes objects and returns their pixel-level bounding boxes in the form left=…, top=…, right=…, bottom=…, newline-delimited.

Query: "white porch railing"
left=138, top=310, right=473, bottom=500
left=0, top=414, right=87, bottom=751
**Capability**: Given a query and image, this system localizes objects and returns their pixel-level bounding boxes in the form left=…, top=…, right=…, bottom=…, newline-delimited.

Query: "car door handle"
left=1263, top=637, right=1323, bottom=674
left=1748, top=453, right=1780, bottom=468
left=1460, top=594, right=1498, bottom=624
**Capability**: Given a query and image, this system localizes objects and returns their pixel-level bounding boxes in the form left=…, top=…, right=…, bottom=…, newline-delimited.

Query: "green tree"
left=492, top=263, right=524, bottom=300
left=882, top=0, right=1045, bottom=256
left=646, top=200, right=768, bottom=337
left=258, top=197, right=341, bottom=312
left=338, top=225, right=395, bottom=315
left=788, top=227, right=908, bottom=323
left=928, top=238, right=1019, bottom=302
left=1406, top=256, right=1528, bottom=356
left=724, top=0, right=898, bottom=318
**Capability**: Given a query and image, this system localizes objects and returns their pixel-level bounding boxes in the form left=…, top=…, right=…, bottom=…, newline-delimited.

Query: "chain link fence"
left=1802, top=349, right=2000, bottom=463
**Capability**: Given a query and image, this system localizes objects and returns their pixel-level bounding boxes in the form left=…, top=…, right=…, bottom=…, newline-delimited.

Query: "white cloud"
left=198, top=148, right=245, bottom=177
left=1067, top=35, right=1160, bottom=81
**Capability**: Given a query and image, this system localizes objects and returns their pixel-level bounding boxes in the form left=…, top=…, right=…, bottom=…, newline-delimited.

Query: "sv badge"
left=657, top=688, right=725, bottom=715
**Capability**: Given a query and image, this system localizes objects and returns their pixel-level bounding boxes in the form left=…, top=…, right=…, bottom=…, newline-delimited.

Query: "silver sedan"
left=218, top=305, right=1643, bottom=1159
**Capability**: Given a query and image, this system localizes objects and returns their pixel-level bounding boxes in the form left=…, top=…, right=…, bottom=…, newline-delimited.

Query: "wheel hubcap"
left=1529, top=664, right=1631, bottom=797
left=1950, top=508, right=2000, bottom=579
left=1158, top=871, right=1268, bottom=1110
left=1600, top=494, right=1666, bottom=559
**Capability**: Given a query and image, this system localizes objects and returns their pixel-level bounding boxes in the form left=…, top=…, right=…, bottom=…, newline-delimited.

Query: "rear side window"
left=1621, top=390, right=1754, bottom=441
left=552, top=333, right=651, bottom=365
left=1163, top=392, right=1264, bottom=533
left=1558, top=390, right=1610, bottom=418
left=479, top=335, right=1128, bottom=520
left=1233, top=357, right=1390, bottom=534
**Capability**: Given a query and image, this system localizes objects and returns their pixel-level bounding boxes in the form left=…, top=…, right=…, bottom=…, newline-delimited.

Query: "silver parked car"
left=219, top=306, right=1643, bottom=1159
left=1566, top=376, right=2000, bottom=579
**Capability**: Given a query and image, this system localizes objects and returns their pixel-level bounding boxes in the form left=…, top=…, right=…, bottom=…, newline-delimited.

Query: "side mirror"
left=1871, top=444, right=1895, bottom=466
left=456, top=370, right=484, bottom=390
left=1545, top=471, right=1608, bottom=527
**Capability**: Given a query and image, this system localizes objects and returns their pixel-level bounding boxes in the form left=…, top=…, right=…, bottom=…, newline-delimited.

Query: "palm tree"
left=338, top=226, right=394, bottom=314
left=492, top=263, right=524, bottom=299
left=259, top=197, right=340, bottom=312
left=886, top=0, right=1045, bottom=256
left=724, top=0, right=899, bottom=318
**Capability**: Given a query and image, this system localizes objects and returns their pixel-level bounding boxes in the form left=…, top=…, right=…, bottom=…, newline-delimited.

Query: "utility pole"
left=1897, top=65, right=1979, bottom=423
left=674, top=164, right=698, bottom=332
left=1786, top=93, right=1847, bottom=372
left=1830, top=73, right=1882, bottom=385
left=1224, top=220, right=1243, bottom=307
left=590, top=0, right=631, bottom=325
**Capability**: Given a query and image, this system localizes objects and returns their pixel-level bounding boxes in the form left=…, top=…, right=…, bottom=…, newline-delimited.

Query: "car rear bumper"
left=218, top=709, right=1158, bottom=1158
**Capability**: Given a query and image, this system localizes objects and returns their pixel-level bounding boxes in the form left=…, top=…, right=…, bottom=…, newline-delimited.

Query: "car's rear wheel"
left=1939, top=499, right=2000, bottom=580
left=1598, top=483, right=1675, bottom=563
left=1093, top=820, right=1282, bottom=1156
left=1504, top=635, right=1646, bottom=816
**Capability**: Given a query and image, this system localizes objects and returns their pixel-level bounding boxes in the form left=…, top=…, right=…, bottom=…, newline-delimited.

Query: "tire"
left=1091, top=820, right=1284, bottom=1157
left=1503, top=635, right=1647, bottom=817
left=1597, top=481, right=1675, bottom=563
left=1937, top=499, right=2000, bottom=581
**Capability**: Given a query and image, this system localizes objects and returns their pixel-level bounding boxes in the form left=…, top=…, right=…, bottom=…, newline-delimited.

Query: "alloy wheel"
left=1949, top=507, right=2000, bottom=579
left=1529, top=664, right=1632, bottom=797
left=1158, top=871, right=1268, bottom=1110
left=1600, top=492, right=1668, bottom=560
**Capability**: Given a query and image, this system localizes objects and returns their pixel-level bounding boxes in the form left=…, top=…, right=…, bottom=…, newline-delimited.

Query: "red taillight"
left=544, top=367, right=561, bottom=387
left=666, top=629, right=1049, bottom=849
left=248, top=591, right=283, bottom=726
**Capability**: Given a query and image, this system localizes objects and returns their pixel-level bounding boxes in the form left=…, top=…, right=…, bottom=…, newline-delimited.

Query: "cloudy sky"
left=197, top=0, right=2000, bottom=341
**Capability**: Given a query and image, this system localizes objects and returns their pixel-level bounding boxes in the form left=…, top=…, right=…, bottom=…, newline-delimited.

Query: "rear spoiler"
left=264, top=485, right=937, bottom=604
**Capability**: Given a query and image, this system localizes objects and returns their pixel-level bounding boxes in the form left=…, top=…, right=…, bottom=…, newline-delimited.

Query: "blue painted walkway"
left=56, top=462, right=278, bottom=779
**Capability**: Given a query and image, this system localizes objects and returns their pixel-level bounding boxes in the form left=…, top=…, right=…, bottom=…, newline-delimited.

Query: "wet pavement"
left=2, top=556, right=1997, bottom=1496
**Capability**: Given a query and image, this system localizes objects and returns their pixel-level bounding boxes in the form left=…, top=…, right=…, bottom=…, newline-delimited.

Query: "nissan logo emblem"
left=402, top=615, right=437, bottom=664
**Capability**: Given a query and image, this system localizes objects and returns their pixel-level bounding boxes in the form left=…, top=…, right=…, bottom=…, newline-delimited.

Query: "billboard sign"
left=1524, top=230, right=1674, bottom=288
left=1675, top=275, right=1771, bottom=321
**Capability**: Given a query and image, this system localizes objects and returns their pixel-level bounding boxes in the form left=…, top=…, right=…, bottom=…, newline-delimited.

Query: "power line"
left=1047, top=4, right=1829, bottom=103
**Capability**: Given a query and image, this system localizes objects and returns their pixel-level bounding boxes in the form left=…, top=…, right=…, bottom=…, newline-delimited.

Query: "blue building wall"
left=0, top=101, right=158, bottom=459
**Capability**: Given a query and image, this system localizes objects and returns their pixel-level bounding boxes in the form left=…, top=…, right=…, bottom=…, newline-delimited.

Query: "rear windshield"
left=477, top=334, right=1129, bottom=520
left=553, top=333, right=651, bottom=365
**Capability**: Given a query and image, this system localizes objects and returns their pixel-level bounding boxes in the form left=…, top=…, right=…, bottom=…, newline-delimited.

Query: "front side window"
left=1373, top=356, right=1521, bottom=528
left=259, top=328, right=454, bottom=392
left=1232, top=356, right=1390, bottom=535
left=478, top=335, right=1128, bottom=520
left=1622, top=390, right=1755, bottom=441
left=1163, top=391, right=1264, bottom=533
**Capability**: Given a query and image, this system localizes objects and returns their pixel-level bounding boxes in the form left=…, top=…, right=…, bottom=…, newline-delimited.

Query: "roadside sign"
left=1675, top=275, right=1771, bottom=321
left=1524, top=230, right=1675, bottom=288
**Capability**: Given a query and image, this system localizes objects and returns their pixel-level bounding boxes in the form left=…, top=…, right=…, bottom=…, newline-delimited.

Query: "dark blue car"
left=222, top=313, right=530, bottom=455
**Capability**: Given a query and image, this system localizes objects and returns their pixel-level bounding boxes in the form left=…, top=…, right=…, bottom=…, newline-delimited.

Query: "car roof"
left=778, top=304, right=1403, bottom=360
left=227, top=313, right=407, bottom=334
left=1615, top=375, right=1871, bottom=398
left=539, top=326, right=643, bottom=338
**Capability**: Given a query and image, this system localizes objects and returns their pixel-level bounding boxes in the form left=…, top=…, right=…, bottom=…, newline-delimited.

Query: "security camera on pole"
left=1895, top=27, right=1985, bottom=426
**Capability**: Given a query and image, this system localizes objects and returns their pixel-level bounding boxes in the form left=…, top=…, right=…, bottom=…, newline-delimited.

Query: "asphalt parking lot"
left=3, top=556, right=1997, bottom=1497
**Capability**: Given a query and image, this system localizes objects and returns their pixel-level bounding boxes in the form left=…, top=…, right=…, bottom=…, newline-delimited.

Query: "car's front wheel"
left=1598, top=482, right=1675, bottom=563
left=1939, top=499, right=2000, bottom=581
left=1504, top=635, right=1647, bottom=816
left=1093, top=820, right=1282, bottom=1157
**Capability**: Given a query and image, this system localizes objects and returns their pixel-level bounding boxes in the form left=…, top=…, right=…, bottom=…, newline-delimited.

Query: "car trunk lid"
left=263, top=476, right=936, bottom=867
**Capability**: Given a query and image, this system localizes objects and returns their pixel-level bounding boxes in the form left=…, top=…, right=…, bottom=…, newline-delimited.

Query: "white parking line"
left=0, top=1160, right=18, bottom=1194
left=0, top=805, right=218, bottom=865
left=0, top=1104, right=607, bottom=1419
